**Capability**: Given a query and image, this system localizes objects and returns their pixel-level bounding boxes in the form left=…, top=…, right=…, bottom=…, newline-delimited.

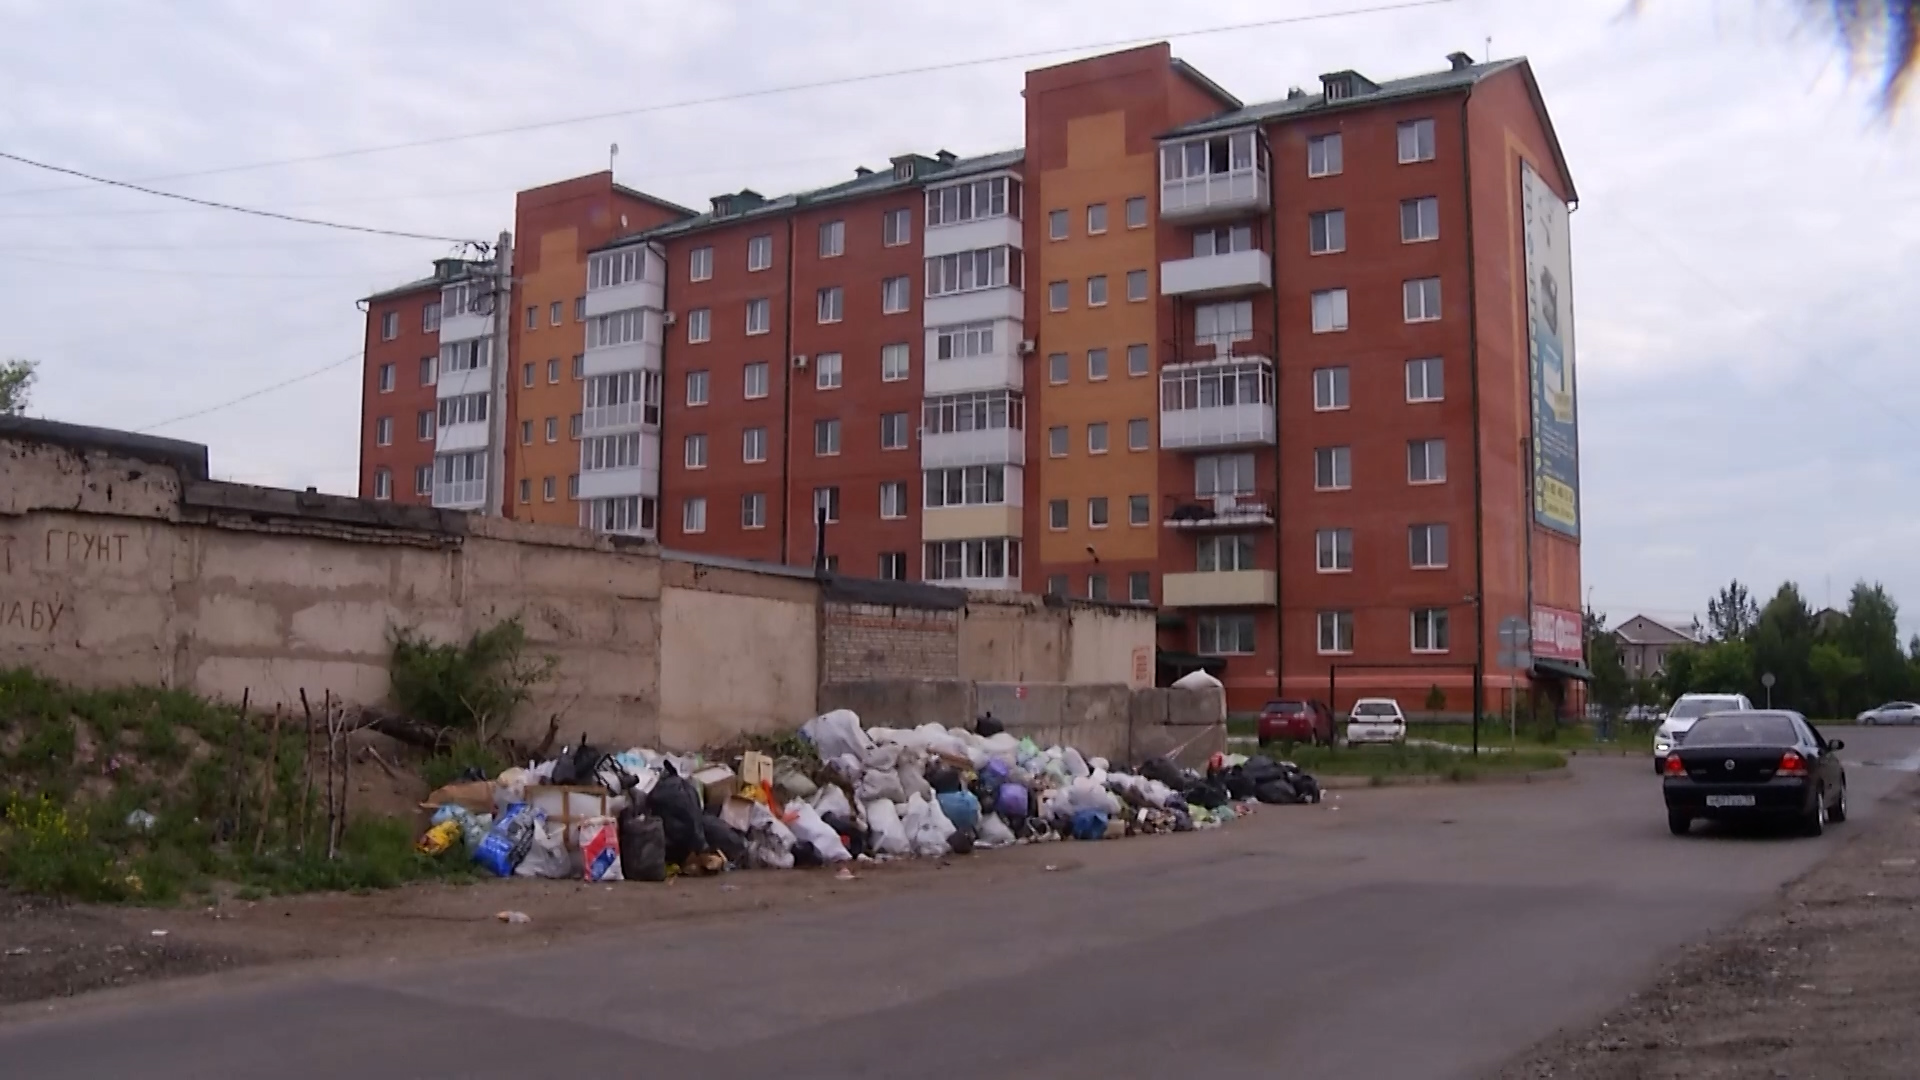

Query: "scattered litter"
left=149, top=930, right=167, bottom=937
left=1044, top=864, right=1059, bottom=872
left=5, top=947, right=30, bottom=957
left=1881, top=858, right=1916, bottom=869
left=125, top=809, right=157, bottom=832
left=495, top=911, right=531, bottom=924
left=834, top=867, right=857, bottom=881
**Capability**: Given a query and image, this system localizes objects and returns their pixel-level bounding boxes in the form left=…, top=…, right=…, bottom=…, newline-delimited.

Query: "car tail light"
left=1779, top=751, right=1807, bottom=776
left=1663, top=754, right=1685, bottom=776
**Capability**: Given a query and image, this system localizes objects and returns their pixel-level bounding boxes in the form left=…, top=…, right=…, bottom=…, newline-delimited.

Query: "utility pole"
left=482, top=230, right=513, bottom=517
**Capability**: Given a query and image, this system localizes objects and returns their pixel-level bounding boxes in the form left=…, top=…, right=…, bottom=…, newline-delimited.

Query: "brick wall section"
left=821, top=601, right=960, bottom=683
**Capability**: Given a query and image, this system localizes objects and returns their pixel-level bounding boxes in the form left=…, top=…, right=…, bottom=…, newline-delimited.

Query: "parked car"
left=1662, top=710, right=1846, bottom=836
left=1257, top=699, right=1334, bottom=746
left=1346, top=698, right=1408, bottom=745
left=1857, top=702, right=1920, bottom=725
left=1653, top=692, right=1754, bottom=773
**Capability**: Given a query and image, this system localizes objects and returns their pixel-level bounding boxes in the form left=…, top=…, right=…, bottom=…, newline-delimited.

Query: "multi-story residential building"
left=356, top=43, right=1583, bottom=715
left=1613, top=616, right=1700, bottom=682
left=359, top=261, right=461, bottom=506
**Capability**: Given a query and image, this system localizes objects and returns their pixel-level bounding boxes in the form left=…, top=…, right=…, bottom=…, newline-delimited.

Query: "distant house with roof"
left=1612, top=615, right=1700, bottom=680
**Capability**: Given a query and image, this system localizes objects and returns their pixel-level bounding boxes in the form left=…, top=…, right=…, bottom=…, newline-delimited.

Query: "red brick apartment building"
left=357, top=44, right=1585, bottom=715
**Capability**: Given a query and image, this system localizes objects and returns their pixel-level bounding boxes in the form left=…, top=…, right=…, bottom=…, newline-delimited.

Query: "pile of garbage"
left=418, top=710, right=1321, bottom=882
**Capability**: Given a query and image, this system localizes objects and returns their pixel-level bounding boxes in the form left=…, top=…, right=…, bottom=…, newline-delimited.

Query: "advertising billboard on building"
left=1521, top=161, right=1579, bottom=538
left=1531, top=605, right=1584, bottom=663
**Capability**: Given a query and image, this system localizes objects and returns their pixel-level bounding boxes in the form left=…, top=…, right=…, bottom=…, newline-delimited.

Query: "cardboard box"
left=692, top=765, right=738, bottom=808
left=739, top=751, right=774, bottom=789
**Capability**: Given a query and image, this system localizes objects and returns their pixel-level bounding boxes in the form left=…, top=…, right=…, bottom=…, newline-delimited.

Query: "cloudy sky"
left=3, top=0, right=1916, bottom=632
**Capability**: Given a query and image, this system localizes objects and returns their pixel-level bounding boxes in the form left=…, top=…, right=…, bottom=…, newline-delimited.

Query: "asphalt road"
left=5, top=727, right=1917, bottom=1080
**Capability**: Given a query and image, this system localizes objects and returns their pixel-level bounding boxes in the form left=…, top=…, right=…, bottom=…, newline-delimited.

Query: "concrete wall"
left=657, top=559, right=817, bottom=749
left=957, top=591, right=1154, bottom=688
left=821, top=601, right=960, bottom=683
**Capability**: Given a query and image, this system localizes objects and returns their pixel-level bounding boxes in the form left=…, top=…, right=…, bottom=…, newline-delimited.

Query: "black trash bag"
left=1140, top=757, right=1185, bottom=788
left=1171, top=809, right=1195, bottom=832
left=948, top=827, right=976, bottom=855
left=1292, top=774, right=1322, bottom=803
left=1254, top=777, right=1300, bottom=805
left=548, top=734, right=607, bottom=787
left=647, top=767, right=710, bottom=866
left=971, top=777, right=1003, bottom=811
left=699, top=816, right=749, bottom=866
left=617, top=815, right=668, bottom=882
left=1161, top=795, right=1189, bottom=813
left=1007, top=814, right=1033, bottom=839
left=820, top=811, right=868, bottom=859
left=975, top=712, right=1005, bottom=738
left=791, top=841, right=824, bottom=868
left=926, top=762, right=963, bottom=795
left=1183, top=779, right=1231, bottom=809
left=1243, top=755, right=1286, bottom=786
left=1221, top=769, right=1256, bottom=801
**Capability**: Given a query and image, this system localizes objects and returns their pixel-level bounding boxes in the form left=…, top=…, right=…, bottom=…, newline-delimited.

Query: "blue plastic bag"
left=937, top=790, right=981, bottom=833
left=1070, top=808, right=1109, bottom=841
left=474, top=803, right=542, bottom=877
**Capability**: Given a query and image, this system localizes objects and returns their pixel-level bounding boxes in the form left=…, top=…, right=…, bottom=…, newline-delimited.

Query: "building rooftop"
left=361, top=258, right=487, bottom=305
left=1613, top=615, right=1701, bottom=647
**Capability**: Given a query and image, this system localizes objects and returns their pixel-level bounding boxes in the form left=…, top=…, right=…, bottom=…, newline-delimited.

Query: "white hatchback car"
left=1347, top=698, right=1408, bottom=745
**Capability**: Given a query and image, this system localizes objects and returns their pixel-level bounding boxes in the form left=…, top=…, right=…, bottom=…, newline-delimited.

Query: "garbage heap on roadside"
left=417, top=709, right=1321, bottom=883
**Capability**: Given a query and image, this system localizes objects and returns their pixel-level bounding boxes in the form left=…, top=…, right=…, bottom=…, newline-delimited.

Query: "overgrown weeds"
left=387, top=619, right=553, bottom=745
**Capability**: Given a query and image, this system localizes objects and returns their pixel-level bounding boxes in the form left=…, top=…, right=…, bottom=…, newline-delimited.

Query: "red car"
left=1257, top=699, right=1334, bottom=747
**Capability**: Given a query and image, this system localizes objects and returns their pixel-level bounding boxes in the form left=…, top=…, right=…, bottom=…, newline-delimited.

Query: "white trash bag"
left=787, top=802, right=853, bottom=863
left=811, top=783, right=853, bottom=821
left=513, top=822, right=573, bottom=879
left=902, top=794, right=952, bottom=858
left=977, top=812, right=1016, bottom=848
left=801, top=709, right=874, bottom=762
left=864, top=799, right=911, bottom=856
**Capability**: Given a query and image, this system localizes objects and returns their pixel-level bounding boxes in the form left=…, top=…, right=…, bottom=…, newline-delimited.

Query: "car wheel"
left=1803, top=787, right=1828, bottom=837
left=1830, top=782, right=1849, bottom=824
left=1667, top=811, right=1691, bottom=836
left=1256, top=736, right=1269, bottom=747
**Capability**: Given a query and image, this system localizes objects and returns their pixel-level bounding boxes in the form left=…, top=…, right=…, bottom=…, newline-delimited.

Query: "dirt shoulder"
left=1496, top=781, right=1920, bottom=1079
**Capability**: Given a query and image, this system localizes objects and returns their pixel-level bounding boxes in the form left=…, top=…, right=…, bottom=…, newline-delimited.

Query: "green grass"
left=1271, top=742, right=1568, bottom=781
left=1410, top=721, right=1647, bottom=754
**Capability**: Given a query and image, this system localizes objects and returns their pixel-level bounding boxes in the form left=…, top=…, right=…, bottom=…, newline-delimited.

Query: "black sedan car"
left=1662, top=710, right=1847, bottom=836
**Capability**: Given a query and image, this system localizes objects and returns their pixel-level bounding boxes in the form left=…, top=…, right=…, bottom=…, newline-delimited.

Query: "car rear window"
left=1669, top=698, right=1740, bottom=720
left=1352, top=702, right=1399, bottom=717
left=1683, top=714, right=1799, bottom=746
left=1263, top=701, right=1306, bottom=713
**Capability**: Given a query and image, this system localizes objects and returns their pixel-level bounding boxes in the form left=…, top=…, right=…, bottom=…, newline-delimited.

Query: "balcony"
left=1162, top=569, right=1276, bottom=608
left=922, top=504, right=1022, bottom=543
left=1159, top=130, right=1270, bottom=223
left=1160, top=336, right=1276, bottom=451
left=1161, top=248, right=1272, bottom=298
left=436, top=419, right=489, bottom=454
left=924, top=286, right=1022, bottom=328
left=924, top=215, right=1022, bottom=259
left=1163, top=489, right=1275, bottom=530
left=922, top=426, right=1024, bottom=470
left=576, top=465, right=659, bottom=502
left=581, top=401, right=649, bottom=436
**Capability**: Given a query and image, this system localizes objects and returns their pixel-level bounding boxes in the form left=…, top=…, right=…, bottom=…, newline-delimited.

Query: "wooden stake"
left=255, top=704, right=283, bottom=855
left=297, top=689, right=315, bottom=853
left=323, top=690, right=337, bottom=860
left=335, top=697, right=351, bottom=858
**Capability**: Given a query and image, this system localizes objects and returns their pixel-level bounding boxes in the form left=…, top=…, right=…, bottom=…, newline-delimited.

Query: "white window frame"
left=819, top=219, right=845, bottom=259
left=1410, top=523, right=1449, bottom=569
left=747, top=234, right=773, bottom=272
left=817, top=286, right=844, bottom=324
left=922, top=537, right=1019, bottom=583
left=417, top=409, right=435, bottom=441
left=1406, top=356, right=1444, bottom=403
left=1048, top=281, right=1068, bottom=312
left=746, top=298, right=770, bottom=335
left=743, top=426, right=768, bottom=464
left=1086, top=203, right=1108, bottom=234
left=878, top=552, right=907, bottom=580
left=1127, top=417, right=1149, bottom=451
left=682, top=497, right=707, bottom=534
left=1404, top=277, right=1442, bottom=323
left=1307, top=133, right=1342, bottom=178
left=1316, top=528, right=1353, bottom=572
left=1308, top=209, right=1346, bottom=255
left=373, top=416, right=393, bottom=447
left=1129, top=571, right=1152, bottom=603
left=925, top=247, right=1013, bottom=298
left=544, top=417, right=558, bottom=443
left=923, top=465, right=1009, bottom=508
left=414, top=464, right=433, bottom=497
left=1408, top=439, right=1447, bottom=484
left=1412, top=608, right=1451, bottom=653
left=881, top=342, right=910, bottom=382
left=1087, top=421, right=1109, bottom=455
left=687, top=307, right=711, bottom=343
left=883, top=208, right=911, bottom=248
left=542, top=475, right=556, bottom=501
left=1311, top=289, right=1349, bottom=333
left=934, top=322, right=994, bottom=361
left=742, top=493, right=767, bottom=529
left=815, top=352, right=843, bottom=390
left=690, top=246, right=713, bottom=282
left=882, top=276, right=911, bottom=314
left=1401, top=196, right=1440, bottom=243
left=1087, top=348, right=1108, bottom=381
left=1398, top=118, right=1437, bottom=164
left=1087, top=275, right=1108, bottom=307
left=686, top=370, right=709, bottom=406
left=684, top=433, right=708, bottom=470
left=1314, top=446, right=1352, bottom=491
left=1047, top=353, right=1068, bottom=385
left=1126, top=269, right=1148, bottom=302
left=547, top=358, right=560, bottom=384
left=1048, top=209, right=1068, bottom=241
left=1129, top=494, right=1150, bottom=526
left=372, top=468, right=391, bottom=499
left=1047, top=426, right=1068, bottom=458
left=1194, top=452, right=1257, bottom=498
left=1048, top=499, right=1068, bottom=530
left=1196, top=534, right=1257, bottom=573
left=380, top=311, right=398, bottom=341
left=1198, top=614, right=1256, bottom=656
left=744, top=362, right=769, bottom=400
left=1312, top=366, right=1350, bottom=411
left=1317, top=611, right=1355, bottom=655
left=879, top=480, right=909, bottom=519
left=880, top=411, right=909, bottom=451
left=1125, top=196, right=1148, bottom=229
left=377, top=363, right=395, bottom=393
left=1127, top=343, right=1149, bottom=377
left=813, top=486, right=841, bottom=524
left=814, top=418, right=841, bottom=456
left=421, top=302, right=441, bottom=333
left=580, top=433, right=642, bottom=472
left=587, top=248, right=645, bottom=291
left=926, top=176, right=1017, bottom=228
left=1088, top=497, right=1109, bottom=529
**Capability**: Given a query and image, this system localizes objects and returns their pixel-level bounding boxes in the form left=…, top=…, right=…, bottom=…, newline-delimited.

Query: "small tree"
left=387, top=618, right=555, bottom=746
left=1423, top=684, right=1446, bottom=722
left=0, top=358, right=35, bottom=416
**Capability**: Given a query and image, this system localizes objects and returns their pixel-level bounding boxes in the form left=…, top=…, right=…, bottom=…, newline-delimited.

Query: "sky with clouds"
left=3, top=0, right=1916, bottom=633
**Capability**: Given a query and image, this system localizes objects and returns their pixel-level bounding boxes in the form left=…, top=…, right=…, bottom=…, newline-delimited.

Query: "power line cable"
left=135, top=350, right=364, bottom=432
left=0, top=251, right=416, bottom=281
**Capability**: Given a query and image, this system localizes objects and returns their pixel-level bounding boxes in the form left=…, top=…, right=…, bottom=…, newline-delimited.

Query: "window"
left=817, top=286, right=844, bottom=324
left=1193, top=224, right=1253, bottom=258
left=926, top=176, right=1017, bottom=227
left=414, top=464, right=433, bottom=496
left=380, top=311, right=398, bottom=341
left=1317, top=611, right=1355, bottom=654
left=813, top=486, right=841, bottom=523
left=1087, top=203, right=1108, bottom=234
left=686, top=370, right=709, bottom=406
left=866, top=480, right=906, bottom=520
left=545, top=417, right=558, bottom=443
left=1317, top=528, right=1353, bottom=572
left=377, top=363, right=395, bottom=392
left=923, top=465, right=1009, bottom=508
left=1047, top=352, right=1068, bottom=384
left=819, top=220, right=845, bottom=258
left=880, top=412, right=909, bottom=450
left=583, top=370, right=660, bottom=428
left=684, top=433, right=707, bottom=469
left=569, top=413, right=582, bottom=438
left=1087, top=422, right=1109, bottom=454
left=437, top=392, right=490, bottom=428
left=585, top=309, right=648, bottom=350
left=541, top=358, right=556, bottom=384
left=374, top=416, right=392, bottom=446
left=1087, top=275, right=1108, bottom=306
left=923, top=538, right=1020, bottom=582
left=744, top=362, right=769, bottom=399
left=1161, top=360, right=1273, bottom=414
left=522, top=362, right=536, bottom=389
left=1047, top=426, right=1068, bottom=457
left=1125, top=196, right=1148, bottom=229
left=1129, top=494, right=1150, bottom=526
left=1412, top=608, right=1451, bottom=653
left=1087, top=348, right=1108, bottom=381
left=1089, top=497, right=1110, bottom=528
left=587, top=248, right=646, bottom=290
left=1404, top=277, right=1442, bottom=322
left=815, top=418, right=841, bottom=456
left=688, top=308, right=711, bottom=343
left=746, top=298, right=770, bottom=335
left=1398, top=118, right=1437, bottom=164
left=1126, top=269, right=1149, bottom=302
left=1199, top=614, right=1256, bottom=656
left=1309, top=209, right=1346, bottom=255
left=883, top=208, right=911, bottom=247
left=1307, top=133, right=1342, bottom=177
left=571, top=354, right=584, bottom=380
left=1162, top=131, right=1264, bottom=193
left=683, top=497, right=707, bottom=534
left=921, top=391, right=1023, bottom=437
left=1311, top=289, right=1349, bottom=333
left=574, top=297, right=585, bottom=322
left=1048, top=499, right=1068, bottom=530
left=1047, top=575, right=1068, bottom=597
left=1119, top=571, right=1147, bottom=604
left=1401, top=197, right=1440, bottom=242
left=439, top=338, right=491, bottom=374
left=1408, top=439, right=1447, bottom=483
left=878, top=552, right=907, bottom=581
left=421, top=302, right=441, bottom=333
left=419, top=357, right=435, bottom=386
left=1195, top=452, right=1256, bottom=497
left=542, top=475, right=557, bottom=501
left=934, top=321, right=994, bottom=360
left=525, top=306, right=537, bottom=330
left=1315, top=446, right=1352, bottom=490
left=1406, top=356, right=1444, bottom=402
left=1048, top=209, right=1069, bottom=240
left=1086, top=574, right=1109, bottom=601
left=1127, top=418, right=1149, bottom=451
left=1410, top=523, right=1449, bottom=568
left=1128, top=343, right=1149, bottom=377
left=1195, top=299, right=1253, bottom=349
left=743, top=426, right=767, bottom=463
left=568, top=474, right=578, bottom=498
left=371, top=468, right=391, bottom=499
left=748, top=234, right=773, bottom=272
left=549, top=301, right=562, bottom=327
left=690, top=246, right=713, bottom=281
left=416, top=410, right=434, bottom=441
left=1198, top=534, right=1257, bottom=573
left=518, top=478, right=532, bottom=504
left=585, top=495, right=655, bottom=535
left=742, top=493, right=766, bottom=529
left=882, top=276, right=911, bottom=314
left=1312, top=366, right=1350, bottom=411
left=815, top=352, right=842, bottom=389
left=580, top=433, right=641, bottom=472
left=1048, top=281, right=1068, bottom=311
left=520, top=420, right=533, bottom=445
left=881, top=343, right=910, bottom=382
left=925, top=247, right=1014, bottom=296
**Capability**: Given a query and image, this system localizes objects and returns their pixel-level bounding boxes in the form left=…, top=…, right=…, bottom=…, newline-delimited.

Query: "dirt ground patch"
left=1496, top=781, right=1920, bottom=1079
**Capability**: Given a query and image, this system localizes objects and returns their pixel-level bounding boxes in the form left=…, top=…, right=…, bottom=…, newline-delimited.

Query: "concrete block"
left=198, top=532, right=395, bottom=592
left=287, top=599, right=400, bottom=658
left=189, top=594, right=285, bottom=651
left=818, top=680, right=974, bottom=731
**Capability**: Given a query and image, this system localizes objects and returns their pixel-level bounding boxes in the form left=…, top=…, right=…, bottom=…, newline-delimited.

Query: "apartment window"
left=1087, top=421, right=1109, bottom=454
left=922, top=390, right=1024, bottom=438
left=1048, top=499, right=1068, bottom=530
left=380, top=311, right=398, bottom=341
left=1048, top=281, right=1068, bottom=311
left=522, top=362, right=535, bottom=389
left=879, top=481, right=909, bottom=519
left=419, top=357, right=435, bottom=386
left=741, top=493, right=766, bottom=529
left=585, top=495, right=654, bottom=535
left=1401, top=197, right=1440, bottom=243
left=683, top=497, right=707, bottom=534
left=581, top=433, right=641, bottom=471
left=688, top=308, right=711, bottom=343
left=1088, top=497, right=1110, bottom=529
left=1398, top=118, right=1437, bottom=164
left=1404, top=278, right=1443, bottom=322
left=817, top=287, right=844, bottom=324
left=440, top=338, right=491, bottom=374
left=585, top=309, right=648, bottom=350
left=374, top=416, right=392, bottom=447
left=746, top=298, right=770, bottom=335
left=926, top=176, right=1017, bottom=226
left=1193, top=224, right=1253, bottom=258
left=814, top=418, right=842, bottom=456
left=1127, top=417, right=1149, bottom=451
left=747, top=234, right=773, bottom=272
left=1087, top=275, right=1108, bottom=306
left=744, top=361, right=769, bottom=399
left=1317, top=611, right=1355, bottom=655
left=881, top=343, right=910, bottom=382
left=883, top=208, right=911, bottom=247
left=880, top=412, right=909, bottom=450
left=1412, top=608, right=1451, bottom=653
left=882, top=276, right=911, bottom=314
left=1308, top=209, right=1346, bottom=255
left=1199, top=614, right=1256, bottom=656
left=1087, top=348, right=1108, bottom=381
left=819, top=220, right=845, bottom=258
left=1406, top=356, right=1444, bottom=402
left=1087, top=203, right=1108, bottom=234
left=572, top=354, right=584, bottom=380
left=1195, top=299, right=1254, bottom=350
left=519, top=479, right=532, bottom=504
left=1195, top=534, right=1256, bottom=574
left=574, top=297, right=585, bottom=322
left=878, top=552, right=908, bottom=581
left=1410, top=523, right=1450, bottom=569
left=1312, top=366, right=1350, bottom=411
left=545, top=417, right=558, bottom=443
left=1127, top=343, right=1149, bottom=377
left=1316, top=528, right=1354, bottom=572
left=1126, top=269, right=1148, bottom=302
left=924, top=537, right=1019, bottom=583
left=416, top=410, right=434, bottom=441
left=1162, top=359, right=1273, bottom=415
left=568, top=474, right=579, bottom=499
left=569, top=413, right=582, bottom=438
left=1048, top=209, right=1068, bottom=240
left=582, top=370, right=660, bottom=429
left=813, top=486, right=841, bottom=523
left=1048, top=426, right=1068, bottom=457
left=439, top=393, right=489, bottom=429
left=370, top=468, right=391, bottom=500
left=542, top=475, right=556, bottom=501
left=525, top=306, right=537, bottom=330
left=1047, top=574, right=1068, bottom=597
left=684, top=433, right=708, bottom=469
left=1314, top=446, right=1352, bottom=491
left=549, top=302, right=562, bottom=327
left=815, top=352, right=842, bottom=389
left=413, top=464, right=433, bottom=497
left=743, top=426, right=768, bottom=463
left=925, top=247, right=1014, bottom=296
left=1086, top=574, right=1109, bottom=602
left=923, top=465, right=1008, bottom=508
left=1129, top=494, right=1150, bottom=526
left=1307, top=133, right=1343, bottom=177
left=587, top=248, right=645, bottom=290
left=1195, top=452, right=1256, bottom=497
left=377, top=363, right=395, bottom=392
left=520, top=420, right=533, bottom=445
left=934, top=321, right=993, bottom=360
left=1311, top=289, right=1349, bottom=333
left=1047, top=352, right=1068, bottom=384
left=1408, top=439, right=1447, bottom=483
left=686, top=370, right=709, bottom=406
left=1125, top=196, right=1148, bottom=229
left=421, top=302, right=441, bottom=333
left=690, top=246, right=713, bottom=281
left=543, top=358, right=557, bottom=384
left=1128, top=571, right=1151, bottom=604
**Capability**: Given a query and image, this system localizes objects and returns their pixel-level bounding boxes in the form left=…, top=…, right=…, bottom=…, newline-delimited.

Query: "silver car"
left=1858, top=702, right=1920, bottom=725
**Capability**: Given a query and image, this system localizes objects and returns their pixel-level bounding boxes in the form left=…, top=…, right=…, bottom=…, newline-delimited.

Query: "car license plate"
left=1705, top=795, right=1756, bottom=808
